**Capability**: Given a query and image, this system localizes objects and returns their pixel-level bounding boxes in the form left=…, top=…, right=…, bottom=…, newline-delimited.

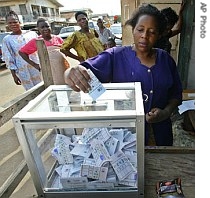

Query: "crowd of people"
left=2, top=2, right=186, bottom=146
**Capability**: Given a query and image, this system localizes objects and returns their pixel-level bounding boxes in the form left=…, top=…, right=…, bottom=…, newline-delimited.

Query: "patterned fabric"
left=19, top=35, right=65, bottom=85
left=96, top=27, right=115, bottom=45
left=2, top=31, right=42, bottom=90
left=60, top=29, right=104, bottom=60
left=171, top=111, right=195, bottom=147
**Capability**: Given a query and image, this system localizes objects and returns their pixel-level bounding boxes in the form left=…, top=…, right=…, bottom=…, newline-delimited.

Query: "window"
left=19, top=4, right=28, bottom=15
left=0, top=6, right=10, bottom=18
left=41, top=6, right=49, bottom=17
left=50, top=8, right=55, bottom=16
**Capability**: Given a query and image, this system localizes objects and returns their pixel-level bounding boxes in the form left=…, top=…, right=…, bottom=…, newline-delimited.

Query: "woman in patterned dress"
left=60, top=11, right=104, bottom=63
left=2, top=11, right=42, bottom=91
left=19, top=18, right=64, bottom=72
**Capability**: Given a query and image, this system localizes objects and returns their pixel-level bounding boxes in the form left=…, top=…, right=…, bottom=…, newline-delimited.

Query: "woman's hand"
left=146, top=108, right=170, bottom=123
left=13, top=74, right=21, bottom=85
left=77, top=56, right=85, bottom=63
left=179, top=0, right=186, bottom=14
left=33, top=63, right=41, bottom=71
left=64, top=66, right=91, bottom=92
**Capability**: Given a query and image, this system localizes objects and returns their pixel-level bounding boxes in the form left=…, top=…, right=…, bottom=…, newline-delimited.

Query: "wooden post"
left=36, top=39, right=54, bottom=88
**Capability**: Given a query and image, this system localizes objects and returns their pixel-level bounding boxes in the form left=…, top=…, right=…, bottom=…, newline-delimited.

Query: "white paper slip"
left=80, top=164, right=108, bottom=181
left=70, top=143, right=91, bottom=158
left=110, top=150, right=136, bottom=181
left=104, top=136, right=119, bottom=156
left=87, top=69, right=106, bottom=100
left=87, top=181, right=114, bottom=190
left=61, top=176, right=88, bottom=189
left=90, top=139, right=110, bottom=166
left=178, top=100, right=195, bottom=114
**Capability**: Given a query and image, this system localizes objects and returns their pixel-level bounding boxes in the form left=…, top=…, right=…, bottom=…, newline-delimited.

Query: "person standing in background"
left=19, top=17, right=69, bottom=85
left=154, top=0, right=186, bottom=53
left=60, top=11, right=104, bottom=62
left=2, top=11, right=42, bottom=91
left=105, top=37, right=116, bottom=49
left=19, top=18, right=64, bottom=72
left=96, top=18, right=120, bottom=48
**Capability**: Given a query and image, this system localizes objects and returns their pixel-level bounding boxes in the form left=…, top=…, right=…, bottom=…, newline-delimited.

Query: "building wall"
left=0, top=0, right=63, bottom=31
left=60, top=9, right=93, bottom=23
left=120, top=0, right=137, bottom=46
left=177, top=0, right=195, bottom=89
left=187, top=25, right=195, bottom=89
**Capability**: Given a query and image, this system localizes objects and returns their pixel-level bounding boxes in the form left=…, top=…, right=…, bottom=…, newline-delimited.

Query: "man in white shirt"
left=96, top=18, right=121, bottom=47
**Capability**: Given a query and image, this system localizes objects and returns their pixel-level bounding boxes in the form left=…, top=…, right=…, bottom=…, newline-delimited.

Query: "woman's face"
left=133, top=15, right=160, bottom=52
left=6, top=15, right=21, bottom=34
left=97, top=19, right=104, bottom=28
left=37, top=21, right=51, bottom=37
left=77, top=14, right=89, bottom=29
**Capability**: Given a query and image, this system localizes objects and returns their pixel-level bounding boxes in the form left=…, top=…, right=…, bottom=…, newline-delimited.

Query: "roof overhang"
left=48, top=0, right=64, bottom=7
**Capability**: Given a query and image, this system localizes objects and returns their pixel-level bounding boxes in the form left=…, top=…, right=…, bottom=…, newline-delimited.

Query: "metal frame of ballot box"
left=12, top=82, right=145, bottom=198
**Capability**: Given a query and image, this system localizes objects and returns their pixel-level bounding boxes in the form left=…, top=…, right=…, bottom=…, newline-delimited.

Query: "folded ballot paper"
left=87, top=69, right=106, bottom=101
left=178, top=100, right=195, bottom=114
left=51, top=127, right=138, bottom=190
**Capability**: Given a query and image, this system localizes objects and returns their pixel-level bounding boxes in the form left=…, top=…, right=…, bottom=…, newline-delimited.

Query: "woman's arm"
left=60, top=34, right=85, bottom=62
left=18, top=38, right=40, bottom=71
left=10, top=69, right=21, bottom=85
left=146, top=98, right=182, bottom=123
left=60, top=48, right=84, bottom=62
left=170, top=0, right=186, bottom=37
left=18, top=51, right=40, bottom=71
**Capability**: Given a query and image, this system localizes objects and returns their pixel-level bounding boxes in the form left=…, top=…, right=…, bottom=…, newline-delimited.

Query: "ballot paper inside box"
left=52, top=128, right=138, bottom=190
left=12, top=83, right=145, bottom=198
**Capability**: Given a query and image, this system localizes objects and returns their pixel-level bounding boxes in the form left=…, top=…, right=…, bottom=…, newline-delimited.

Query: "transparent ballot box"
left=12, top=82, right=145, bottom=198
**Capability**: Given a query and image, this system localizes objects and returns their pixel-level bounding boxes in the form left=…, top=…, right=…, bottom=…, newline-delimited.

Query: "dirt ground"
left=0, top=66, right=25, bottom=107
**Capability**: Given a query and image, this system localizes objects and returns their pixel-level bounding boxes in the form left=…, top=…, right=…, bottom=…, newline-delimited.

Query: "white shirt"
left=96, top=27, right=115, bottom=45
